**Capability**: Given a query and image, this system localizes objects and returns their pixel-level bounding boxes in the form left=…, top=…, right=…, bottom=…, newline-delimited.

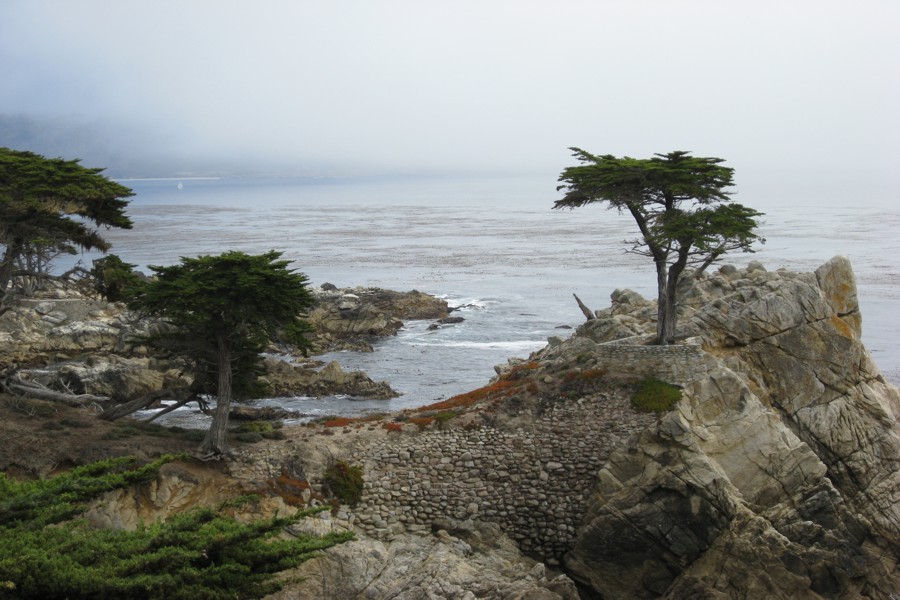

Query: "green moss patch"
left=631, top=377, right=682, bottom=414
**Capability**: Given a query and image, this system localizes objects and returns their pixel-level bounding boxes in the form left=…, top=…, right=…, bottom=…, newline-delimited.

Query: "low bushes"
left=631, top=377, right=682, bottom=413
left=322, top=460, right=364, bottom=507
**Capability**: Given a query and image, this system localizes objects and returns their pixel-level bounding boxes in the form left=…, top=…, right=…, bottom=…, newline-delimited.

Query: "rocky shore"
left=1, top=256, right=898, bottom=599
left=0, top=283, right=449, bottom=404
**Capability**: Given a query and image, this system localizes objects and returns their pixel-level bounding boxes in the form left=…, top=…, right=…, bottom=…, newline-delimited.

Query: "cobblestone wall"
left=353, top=391, right=657, bottom=562
left=232, top=341, right=716, bottom=563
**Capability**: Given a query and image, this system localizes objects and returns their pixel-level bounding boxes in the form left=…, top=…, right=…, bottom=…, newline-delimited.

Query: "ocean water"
left=98, top=175, right=899, bottom=424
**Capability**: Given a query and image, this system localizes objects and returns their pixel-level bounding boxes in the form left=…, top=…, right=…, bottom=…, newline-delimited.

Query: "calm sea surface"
left=95, top=176, right=899, bottom=424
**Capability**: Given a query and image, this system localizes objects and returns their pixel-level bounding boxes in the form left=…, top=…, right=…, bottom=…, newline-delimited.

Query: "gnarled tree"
left=555, top=148, right=763, bottom=345
left=0, top=148, right=133, bottom=301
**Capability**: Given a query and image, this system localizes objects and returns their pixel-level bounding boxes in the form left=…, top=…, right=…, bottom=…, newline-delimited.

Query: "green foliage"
left=631, top=377, right=682, bottom=414
left=233, top=421, right=285, bottom=441
left=555, top=148, right=763, bottom=344
left=90, top=254, right=145, bottom=302
left=0, top=457, right=352, bottom=599
left=0, top=455, right=181, bottom=529
left=128, top=250, right=316, bottom=454
left=322, top=460, right=364, bottom=507
left=0, top=148, right=134, bottom=296
left=129, top=250, right=315, bottom=400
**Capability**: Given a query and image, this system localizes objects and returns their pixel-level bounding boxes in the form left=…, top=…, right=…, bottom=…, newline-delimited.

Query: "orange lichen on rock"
left=829, top=315, right=856, bottom=339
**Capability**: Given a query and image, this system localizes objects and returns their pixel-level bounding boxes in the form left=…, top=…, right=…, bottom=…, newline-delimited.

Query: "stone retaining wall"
left=591, top=339, right=716, bottom=384
left=231, top=341, right=716, bottom=563
left=353, top=391, right=657, bottom=562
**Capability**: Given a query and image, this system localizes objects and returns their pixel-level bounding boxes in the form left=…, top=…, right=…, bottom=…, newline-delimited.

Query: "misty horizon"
left=1, top=1, right=898, bottom=192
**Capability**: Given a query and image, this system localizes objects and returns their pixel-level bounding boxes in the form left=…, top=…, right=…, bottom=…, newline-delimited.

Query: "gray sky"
left=1, top=0, right=897, bottom=181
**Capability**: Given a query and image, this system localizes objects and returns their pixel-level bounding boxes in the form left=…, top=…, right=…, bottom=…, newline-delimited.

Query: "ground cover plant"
left=631, top=377, right=682, bottom=413
left=0, top=455, right=352, bottom=599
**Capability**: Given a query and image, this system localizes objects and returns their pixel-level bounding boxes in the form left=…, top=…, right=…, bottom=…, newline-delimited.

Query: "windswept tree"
left=130, top=250, right=315, bottom=458
left=554, top=148, right=763, bottom=345
left=0, top=148, right=133, bottom=300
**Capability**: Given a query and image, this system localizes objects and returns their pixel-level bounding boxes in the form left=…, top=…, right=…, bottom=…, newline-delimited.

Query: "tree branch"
left=3, top=375, right=109, bottom=406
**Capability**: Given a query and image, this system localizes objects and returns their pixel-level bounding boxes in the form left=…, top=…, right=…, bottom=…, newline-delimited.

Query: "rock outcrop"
left=308, top=285, right=449, bottom=351
left=274, top=518, right=580, bottom=600
left=560, top=256, right=900, bottom=598
left=0, top=283, right=436, bottom=402
left=260, top=357, right=397, bottom=399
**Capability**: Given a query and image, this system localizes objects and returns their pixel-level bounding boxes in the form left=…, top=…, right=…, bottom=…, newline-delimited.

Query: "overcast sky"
left=1, top=0, right=897, bottom=182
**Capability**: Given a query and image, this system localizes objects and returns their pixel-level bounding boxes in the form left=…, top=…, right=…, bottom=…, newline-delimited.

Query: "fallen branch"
left=4, top=376, right=110, bottom=406
left=146, top=395, right=204, bottom=422
left=98, top=389, right=184, bottom=421
left=573, top=293, right=596, bottom=321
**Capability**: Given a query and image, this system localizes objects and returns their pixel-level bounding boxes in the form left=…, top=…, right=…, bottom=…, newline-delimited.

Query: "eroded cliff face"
left=564, top=257, right=900, bottom=599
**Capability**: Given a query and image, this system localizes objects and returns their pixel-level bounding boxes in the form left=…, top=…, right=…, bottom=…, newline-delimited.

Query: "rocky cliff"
left=559, top=257, right=899, bottom=598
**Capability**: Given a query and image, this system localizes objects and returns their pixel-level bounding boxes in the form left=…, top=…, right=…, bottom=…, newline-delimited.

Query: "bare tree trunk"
left=199, top=337, right=233, bottom=458
left=573, top=293, right=595, bottom=321
left=0, top=241, right=20, bottom=297
left=655, top=260, right=669, bottom=345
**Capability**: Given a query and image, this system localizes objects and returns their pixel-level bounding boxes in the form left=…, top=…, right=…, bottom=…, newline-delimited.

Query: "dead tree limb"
left=3, top=376, right=110, bottom=406
left=98, top=389, right=177, bottom=421
left=146, top=395, right=201, bottom=422
left=573, top=293, right=596, bottom=322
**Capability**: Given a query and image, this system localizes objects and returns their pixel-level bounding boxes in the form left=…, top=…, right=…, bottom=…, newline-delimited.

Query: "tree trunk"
left=655, top=260, right=670, bottom=345
left=4, top=376, right=110, bottom=405
left=199, top=337, right=233, bottom=458
left=0, top=240, right=21, bottom=296
left=662, top=251, right=690, bottom=345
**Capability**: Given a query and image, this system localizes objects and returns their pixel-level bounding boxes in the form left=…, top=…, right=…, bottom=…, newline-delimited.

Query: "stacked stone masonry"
left=585, top=337, right=716, bottom=385
left=227, top=342, right=716, bottom=562
left=353, top=391, right=657, bottom=562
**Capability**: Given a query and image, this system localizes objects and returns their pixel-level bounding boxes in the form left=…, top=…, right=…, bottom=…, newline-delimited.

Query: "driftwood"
left=573, top=293, right=596, bottom=322
left=3, top=376, right=110, bottom=406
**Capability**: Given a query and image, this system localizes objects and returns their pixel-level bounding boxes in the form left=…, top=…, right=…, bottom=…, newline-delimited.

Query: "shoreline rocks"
left=0, top=282, right=441, bottom=403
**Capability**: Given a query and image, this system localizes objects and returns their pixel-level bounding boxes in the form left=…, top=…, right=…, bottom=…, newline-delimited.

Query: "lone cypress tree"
left=555, top=148, right=763, bottom=344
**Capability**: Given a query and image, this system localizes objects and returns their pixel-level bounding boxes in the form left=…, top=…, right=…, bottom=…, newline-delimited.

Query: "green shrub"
left=235, top=432, right=264, bottom=443
left=631, top=377, right=682, bottom=413
left=322, top=460, right=364, bottom=507
left=0, top=455, right=352, bottom=599
left=232, top=420, right=281, bottom=434
left=434, top=411, right=457, bottom=429
left=90, top=254, right=145, bottom=302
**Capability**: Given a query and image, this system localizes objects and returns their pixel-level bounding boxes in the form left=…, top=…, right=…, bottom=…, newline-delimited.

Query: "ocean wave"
left=410, top=340, right=547, bottom=351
